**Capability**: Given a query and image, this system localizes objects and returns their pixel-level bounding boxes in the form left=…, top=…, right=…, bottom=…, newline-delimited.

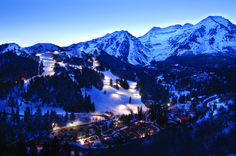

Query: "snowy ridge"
left=1, top=16, right=236, bottom=65
left=0, top=43, right=39, bottom=61
left=140, top=16, right=236, bottom=62
left=0, top=43, right=28, bottom=56
left=64, top=30, right=150, bottom=65
left=25, top=43, right=65, bottom=54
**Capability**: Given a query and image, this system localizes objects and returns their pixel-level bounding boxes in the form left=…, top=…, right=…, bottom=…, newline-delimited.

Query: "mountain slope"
left=139, top=16, right=236, bottom=62
left=64, top=30, right=150, bottom=65
left=25, top=43, right=65, bottom=54
left=0, top=43, right=39, bottom=60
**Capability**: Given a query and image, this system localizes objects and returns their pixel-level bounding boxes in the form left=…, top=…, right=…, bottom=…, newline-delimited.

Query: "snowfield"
left=83, top=70, right=147, bottom=114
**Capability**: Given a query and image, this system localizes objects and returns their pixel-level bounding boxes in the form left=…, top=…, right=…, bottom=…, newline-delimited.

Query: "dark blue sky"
left=1, top=0, right=236, bottom=47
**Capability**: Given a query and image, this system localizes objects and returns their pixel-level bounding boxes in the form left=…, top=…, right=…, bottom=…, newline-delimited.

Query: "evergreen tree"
left=3, top=109, right=6, bottom=123
left=11, top=106, right=15, bottom=123
left=130, top=109, right=133, bottom=121
left=123, top=79, right=129, bottom=90
left=156, top=104, right=163, bottom=126
left=50, top=110, right=57, bottom=124
left=43, top=111, right=50, bottom=130
left=129, top=96, right=132, bottom=104
left=35, top=106, right=42, bottom=130
left=16, top=105, right=20, bottom=123
left=24, top=106, right=30, bottom=123
left=70, top=112, right=75, bottom=122
left=109, top=79, right=113, bottom=86
left=138, top=106, right=143, bottom=120
left=64, top=112, right=68, bottom=126
left=150, top=104, right=157, bottom=121
left=39, top=61, right=44, bottom=75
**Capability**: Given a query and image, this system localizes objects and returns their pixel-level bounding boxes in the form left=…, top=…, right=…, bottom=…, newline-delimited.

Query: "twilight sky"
left=0, top=0, right=236, bottom=47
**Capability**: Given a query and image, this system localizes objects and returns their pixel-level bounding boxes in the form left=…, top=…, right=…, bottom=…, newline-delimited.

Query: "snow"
left=139, top=16, right=236, bottom=62
left=63, top=30, right=150, bottom=65
left=17, top=49, right=147, bottom=115
left=84, top=70, right=147, bottom=114
left=36, top=52, right=56, bottom=76
left=0, top=99, right=66, bottom=116
left=2, top=16, right=236, bottom=66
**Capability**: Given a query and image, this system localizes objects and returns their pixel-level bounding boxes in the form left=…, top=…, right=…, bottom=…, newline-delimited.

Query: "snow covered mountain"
left=0, top=43, right=27, bottom=55
left=64, top=30, right=150, bottom=65
left=0, top=43, right=38, bottom=60
left=25, top=43, right=65, bottom=54
left=139, top=16, right=236, bottom=62
left=1, top=16, right=235, bottom=65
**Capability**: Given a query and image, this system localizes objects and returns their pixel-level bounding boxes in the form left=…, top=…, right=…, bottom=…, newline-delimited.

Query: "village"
left=47, top=99, right=199, bottom=149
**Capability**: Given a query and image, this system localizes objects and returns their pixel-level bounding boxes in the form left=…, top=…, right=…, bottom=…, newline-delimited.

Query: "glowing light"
left=54, top=51, right=59, bottom=54
left=115, top=105, right=130, bottom=114
left=116, top=91, right=124, bottom=95
left=45, top=67, right=54, bottom=71
left=80, top=140, right=84, bottom=145
left=44, top=60, right=54, bottom=63
left=118, top=105, right=126, bottom=111
left=128, top=89, right=136, bottom=93
left=167, top=103, right=171, bottom=107
left=37, top=147, right=43, bottom=150
left=133, top=94, right=141, bottom=98
left=110, top=94, right=120, bottom=99
left=36, top=53, right=42, bottom=56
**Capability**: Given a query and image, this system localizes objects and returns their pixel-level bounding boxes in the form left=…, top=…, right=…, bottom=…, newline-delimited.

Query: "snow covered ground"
left=0, top=99, right=66, bottom=116
left=84, top=70, right=147, bottom=114
left=36, top=52, right=56, bottom=76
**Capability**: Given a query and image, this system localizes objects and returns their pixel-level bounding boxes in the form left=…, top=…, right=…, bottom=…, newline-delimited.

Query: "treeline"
left=162, top=66, right=236, bottom=99
left=74, top=67, right=104, bottom=90
left=0, top=51, right=40, bottom=82
left=136, top=72, right=169, bottom=104
left=109, top=78, right=129, bottom=90
left=23, top=73, right=95, bottom=113
left=0, top=105, right=78, bottom=148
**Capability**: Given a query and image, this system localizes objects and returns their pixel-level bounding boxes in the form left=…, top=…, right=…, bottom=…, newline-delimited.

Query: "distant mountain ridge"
left=1, top=16, right=236, bottom=65
left=139, top=16, right=236, bottom=61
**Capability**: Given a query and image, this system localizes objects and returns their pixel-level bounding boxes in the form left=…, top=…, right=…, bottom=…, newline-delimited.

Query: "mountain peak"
left=149, top=24, right=182, bottom=33
left=0, top=43, right=21, bottom=53
left=198, top=16, right=231, bottom=26
left=25, top=43, right=65, bottom=53
left=112, top=30, right=131, bottom=36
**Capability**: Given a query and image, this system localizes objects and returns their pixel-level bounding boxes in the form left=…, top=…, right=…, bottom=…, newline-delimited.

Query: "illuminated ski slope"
left=85, top=70, right=147, bottom=114
left=36, top=52, right=56, bottom=76
left=33, top=52, right=147, bottom=115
